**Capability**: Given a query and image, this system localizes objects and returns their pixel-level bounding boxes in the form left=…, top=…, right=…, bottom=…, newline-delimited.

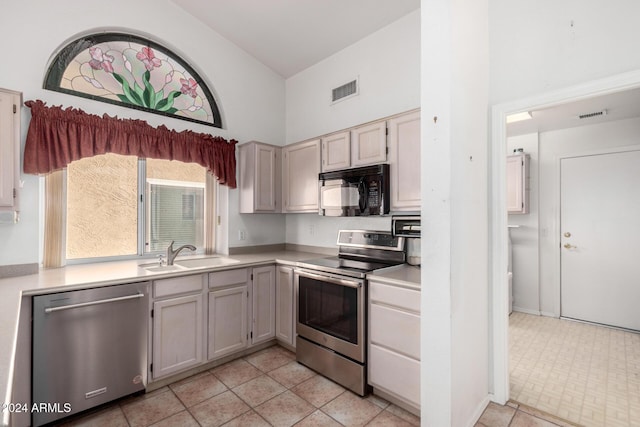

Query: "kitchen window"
left=66, top=154, right=208, bottom=261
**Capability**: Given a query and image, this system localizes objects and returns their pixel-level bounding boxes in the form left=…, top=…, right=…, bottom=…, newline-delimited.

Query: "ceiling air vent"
left=331, top=78, right=358, bottom=104
left=578, top=109, right=607, bottom=119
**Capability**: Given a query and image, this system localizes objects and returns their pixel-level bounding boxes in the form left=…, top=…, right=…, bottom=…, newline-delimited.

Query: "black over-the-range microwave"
left=318, top=164, right=390, bottom=216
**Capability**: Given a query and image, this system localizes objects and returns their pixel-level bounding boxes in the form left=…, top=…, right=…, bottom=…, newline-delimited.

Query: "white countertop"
left=368, top=263, right=421, bottom=289
left=0, top=250, right=325, bottom=426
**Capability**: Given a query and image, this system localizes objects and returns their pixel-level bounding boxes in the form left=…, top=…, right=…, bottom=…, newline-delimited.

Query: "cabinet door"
left=507, top=154, right=529, bottom=214
left=350, top=120, right=387, bottom=167
left=239, top=142, right=280, bottom=213
left=282, top=139, right=321, bottom=212
left=153, top=293, right=203, bottom=379
left=369, top=344, right=420, bottom=408
left=321, top=131, right=350, bottom=172
left=388, top=111, right=421, bottom=211
left=0, top=90, right=19, bottom=208
left=255, top=144, right=278, bottom=211
left=275, top=266, right=295, bottom=346
left=251, top=266, right=276, bottom=345
left=208, top=285, right=248, bottom=360
left=368, top=279, right=420, bottom=410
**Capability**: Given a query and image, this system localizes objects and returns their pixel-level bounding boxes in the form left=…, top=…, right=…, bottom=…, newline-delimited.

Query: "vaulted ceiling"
left=171, top=0, right=421, bottom=78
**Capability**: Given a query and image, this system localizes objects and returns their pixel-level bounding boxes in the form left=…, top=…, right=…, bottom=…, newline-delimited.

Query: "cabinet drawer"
left=370, top=303, right=420, bottom=359
left=369, top=344, right=420, bottom=407
left=154, top=274, right=203, bottom=298
left=369, top=281, right=420, bottom=313
left=209, top=268, right=248, bottom=289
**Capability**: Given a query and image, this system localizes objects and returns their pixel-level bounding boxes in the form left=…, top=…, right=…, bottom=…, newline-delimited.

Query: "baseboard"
left=285, top=243, right=337, bottom=255
left=539, top=311, right=558, bottom=318
left=0, top=263, right=39, bottom=278
left=512, top=307, right=541, bottom=316
left=228, top=244, right=286, bottom=254
left=466, top=394, right=491, bottom=427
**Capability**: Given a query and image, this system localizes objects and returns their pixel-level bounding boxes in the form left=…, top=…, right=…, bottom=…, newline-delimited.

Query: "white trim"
left=146, top=178, right=205, bottom=188
left=490, top=68, right=640, bottom=405
left=512, top=307, right=541, bottom=316
left=539, top=311, right=557, bottom=318
left=466, top=395, right=491, bottom=427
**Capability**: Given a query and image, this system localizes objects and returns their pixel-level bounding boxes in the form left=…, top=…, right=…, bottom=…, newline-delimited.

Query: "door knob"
left=564, top=232, right=571, bottom=238
left=563, top=243, right=577, bottom=249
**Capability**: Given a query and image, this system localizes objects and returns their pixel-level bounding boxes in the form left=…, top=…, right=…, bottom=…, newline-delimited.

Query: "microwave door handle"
left=358, top=180, right=367, bottom=212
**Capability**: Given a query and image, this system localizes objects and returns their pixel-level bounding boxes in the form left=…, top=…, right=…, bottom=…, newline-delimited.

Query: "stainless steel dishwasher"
left=32, top=282, right=150, bottom=426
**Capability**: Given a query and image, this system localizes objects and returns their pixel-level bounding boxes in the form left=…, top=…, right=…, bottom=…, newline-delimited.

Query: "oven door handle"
left=297, top=270, right=362, bottom=288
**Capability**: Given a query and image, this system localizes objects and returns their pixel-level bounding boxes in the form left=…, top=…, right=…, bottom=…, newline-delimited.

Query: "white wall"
left=422, top=0, right=490, bottom=425
left=489, top=0, right=640, bottom=105
left=283, top=9, right=420, bottom=248
left=0, top=0, right=286, bottom=264
left=285, top=215, right=391, bottom=247
left=285, top=10, right=420, bottom=144
left=507, top=134, right=540, bottom=314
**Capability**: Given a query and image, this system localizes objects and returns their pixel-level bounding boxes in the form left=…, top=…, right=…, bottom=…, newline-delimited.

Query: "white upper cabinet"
left=350, top=120, right=387, bottom=167
left=388, top=110, right=421, bottom=211
left=282, top=139, right=321, bottom=212
left=321, top=131, right=350, bottom=172
left=239, top=141, right=281, bottom=213
left=507, top=153, right=529, bottom=214
left=0, top=89, right=21, bottom=210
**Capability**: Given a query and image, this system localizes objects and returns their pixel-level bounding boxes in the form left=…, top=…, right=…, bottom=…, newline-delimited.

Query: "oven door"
left=295, top=268, right=365, bottom=362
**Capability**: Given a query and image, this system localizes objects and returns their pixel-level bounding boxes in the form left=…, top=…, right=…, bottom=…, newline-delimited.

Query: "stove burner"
left=296, top=256, right=400, bottom=278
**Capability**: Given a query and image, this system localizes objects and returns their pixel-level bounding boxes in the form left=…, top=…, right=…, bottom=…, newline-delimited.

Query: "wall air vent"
left=331, top=78, right=359, bottom=104
left=578, top=109, right=607, bottom=119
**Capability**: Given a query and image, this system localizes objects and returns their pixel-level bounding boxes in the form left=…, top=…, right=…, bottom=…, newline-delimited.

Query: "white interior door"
left=560, top=150, right=640, bottom=331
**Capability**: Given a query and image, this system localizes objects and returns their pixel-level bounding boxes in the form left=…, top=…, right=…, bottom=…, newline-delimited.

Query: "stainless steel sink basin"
left=174, top=257, right=240, bottom=269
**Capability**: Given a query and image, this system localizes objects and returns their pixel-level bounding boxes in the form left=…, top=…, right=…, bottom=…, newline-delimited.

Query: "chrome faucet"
left=166, top=240, right=196, bottom=265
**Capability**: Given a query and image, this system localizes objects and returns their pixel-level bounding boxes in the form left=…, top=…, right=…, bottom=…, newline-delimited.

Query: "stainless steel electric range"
left=295, top=229, right=406, bottom=395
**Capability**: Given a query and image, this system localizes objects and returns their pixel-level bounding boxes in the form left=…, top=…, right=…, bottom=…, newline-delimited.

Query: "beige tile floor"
left=509, top=312, right=640, bottom=427
left=54, top=315, right=638, bottom=427
left=60, top=345, right=421, bottom=427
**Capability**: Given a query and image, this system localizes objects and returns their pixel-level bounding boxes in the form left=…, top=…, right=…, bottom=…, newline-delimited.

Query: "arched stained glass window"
left=45, top=32, right=222, bottom=128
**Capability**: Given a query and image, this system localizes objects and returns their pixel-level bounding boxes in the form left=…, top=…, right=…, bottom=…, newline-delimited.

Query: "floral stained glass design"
left=45, top=33, right=221, bottom=127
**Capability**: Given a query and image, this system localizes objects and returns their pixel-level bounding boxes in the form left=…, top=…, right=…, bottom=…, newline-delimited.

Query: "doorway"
left=560, top=149, right=640, bottom=331
left=490, top=69, right=640, bottom=405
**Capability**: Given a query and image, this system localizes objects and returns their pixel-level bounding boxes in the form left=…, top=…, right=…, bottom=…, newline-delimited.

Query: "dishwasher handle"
left=44, top=292, right=145, bottom=314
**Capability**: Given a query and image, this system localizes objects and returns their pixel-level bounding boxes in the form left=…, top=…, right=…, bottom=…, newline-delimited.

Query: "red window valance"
left=23, top=100, right=237, bottom=188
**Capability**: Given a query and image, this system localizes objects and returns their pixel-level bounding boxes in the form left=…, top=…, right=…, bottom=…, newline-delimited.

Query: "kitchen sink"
left=174, top=257, right=240, bottom=269
left=139, top=263, right=188, bottom=273
left=139, top=256, right=240, bottom=272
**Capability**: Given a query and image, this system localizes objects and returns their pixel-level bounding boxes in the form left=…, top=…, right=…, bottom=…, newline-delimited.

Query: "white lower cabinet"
left=208, top=268, right=249, bottom=360
left=152, top=274, right=205, bottom=380
left=251, top=265, right=276, bottom=345
left=208, top=285, right=248, bottom=359
left=207, top=265, right=276, bottom=360
left=368, top=279, right=421, bottom=412
left=275, top=265, right=295, bottom=347
left=149, top=264, right=279, bottom=381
